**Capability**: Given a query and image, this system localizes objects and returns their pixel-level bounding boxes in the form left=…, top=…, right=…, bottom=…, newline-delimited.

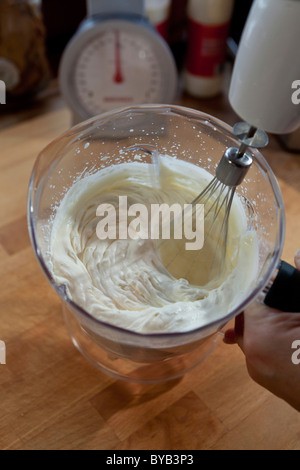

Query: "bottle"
left=184, top=0, right=234, bottom=98
left=145, top=0, right=171, bottom=42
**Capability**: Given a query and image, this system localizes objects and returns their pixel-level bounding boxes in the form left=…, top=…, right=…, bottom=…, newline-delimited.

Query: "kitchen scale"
left=59, top=0, right=178, bottom=123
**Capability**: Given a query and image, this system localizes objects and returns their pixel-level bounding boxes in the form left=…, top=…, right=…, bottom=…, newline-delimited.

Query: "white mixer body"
left=229, top=0, right=300, bottom=134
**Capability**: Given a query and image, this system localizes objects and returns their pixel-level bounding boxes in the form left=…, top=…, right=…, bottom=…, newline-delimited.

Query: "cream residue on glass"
left=50, top=156, right=258, bottom=334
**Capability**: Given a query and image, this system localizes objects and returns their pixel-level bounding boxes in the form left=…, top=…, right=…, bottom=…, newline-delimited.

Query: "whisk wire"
left=182, top=183, right=236, bottom=285
left=158, top=178, right=220, bottom=270
left=207, top=183, right=226, bottom=218
left=209, top=187, right=236, bottom=275
left=191, top=178, right=219, bottom=206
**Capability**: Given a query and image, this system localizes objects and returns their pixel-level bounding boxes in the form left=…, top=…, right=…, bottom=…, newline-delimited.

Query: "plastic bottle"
left=145, top=0, right=171, bottom=42
left=184, top=0, right=234, bottom=98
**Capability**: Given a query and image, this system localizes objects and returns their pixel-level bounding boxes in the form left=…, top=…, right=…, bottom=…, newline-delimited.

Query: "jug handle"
left=264, top=261, right=300, bottom=312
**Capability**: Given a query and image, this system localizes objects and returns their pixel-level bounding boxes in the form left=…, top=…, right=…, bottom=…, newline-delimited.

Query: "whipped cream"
left=50, top=156, right=258, bottom=333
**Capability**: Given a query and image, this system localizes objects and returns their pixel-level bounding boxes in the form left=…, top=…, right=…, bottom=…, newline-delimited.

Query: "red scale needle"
left=114, top=30, right=124, bottom=84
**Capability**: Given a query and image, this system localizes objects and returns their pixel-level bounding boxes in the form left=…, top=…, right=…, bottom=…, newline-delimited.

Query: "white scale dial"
left=60, top=19, right=178, bottom=122
left=74, top=30, right=163, bottom=116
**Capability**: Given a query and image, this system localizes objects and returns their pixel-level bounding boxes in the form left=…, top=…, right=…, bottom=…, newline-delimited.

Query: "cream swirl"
left=50, top=157, right=258, bottom=333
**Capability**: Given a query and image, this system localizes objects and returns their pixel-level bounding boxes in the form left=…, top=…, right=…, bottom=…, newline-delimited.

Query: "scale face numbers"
left=74, top=30, right=163, bottom=115
left=60, top=19, right=178, bottom=121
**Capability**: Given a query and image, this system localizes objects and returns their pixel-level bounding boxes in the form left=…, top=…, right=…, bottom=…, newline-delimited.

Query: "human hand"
left=224, top=251, right=300, bottom=412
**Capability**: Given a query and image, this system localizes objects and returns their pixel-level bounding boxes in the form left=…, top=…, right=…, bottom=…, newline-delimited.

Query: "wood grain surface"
left=1, top=90, right=300, bottom=450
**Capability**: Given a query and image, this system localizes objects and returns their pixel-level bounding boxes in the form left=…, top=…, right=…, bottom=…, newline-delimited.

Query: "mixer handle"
left=264, top=261, right=300, bottom=313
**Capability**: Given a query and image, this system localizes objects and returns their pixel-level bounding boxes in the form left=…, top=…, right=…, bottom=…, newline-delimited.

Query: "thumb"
left=295, top=250, right=300, bottom=270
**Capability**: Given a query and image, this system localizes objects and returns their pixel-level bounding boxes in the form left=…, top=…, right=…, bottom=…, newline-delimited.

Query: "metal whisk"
left=159, top=123, right=269, bottom=288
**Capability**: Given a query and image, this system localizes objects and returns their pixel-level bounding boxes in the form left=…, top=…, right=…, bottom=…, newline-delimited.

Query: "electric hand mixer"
left=162, top=0, right=300, bottom=311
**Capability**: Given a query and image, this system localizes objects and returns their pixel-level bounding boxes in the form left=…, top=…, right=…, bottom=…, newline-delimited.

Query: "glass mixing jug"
left=27, top=105, right=285, bottom=383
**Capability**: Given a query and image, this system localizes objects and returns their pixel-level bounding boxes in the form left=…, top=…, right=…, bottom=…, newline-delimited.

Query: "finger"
left=223, top=327, right=236, bottom=344
left=223, top=313, right=244, bottom=347
left=234, top=313, right=244, bottom=351
left=295, top=250, right=300, bottom=270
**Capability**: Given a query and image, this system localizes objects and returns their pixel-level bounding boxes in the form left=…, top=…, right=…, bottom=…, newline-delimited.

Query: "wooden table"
left=1, top=88, right=300, bottom=450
